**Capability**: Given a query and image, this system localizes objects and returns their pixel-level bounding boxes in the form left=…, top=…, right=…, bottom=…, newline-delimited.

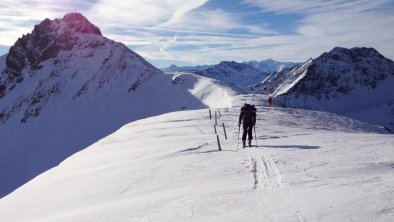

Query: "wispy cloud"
left=159, top=0, right=209, bottom=27
left=239, top=0, right=394, bottom=57
left=0, top=0, right=95, bottom=45
left=0, top=0, right=393, bottom=67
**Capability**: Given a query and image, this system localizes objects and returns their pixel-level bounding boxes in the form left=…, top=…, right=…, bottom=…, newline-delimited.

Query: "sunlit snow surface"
left=1, top=95, right=393, bottom=222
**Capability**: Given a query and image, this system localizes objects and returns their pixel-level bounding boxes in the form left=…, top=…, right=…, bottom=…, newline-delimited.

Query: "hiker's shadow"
left=251, top=145, right=320, bottom=150
left=259, top=135, right=287, bottom=139
left=199, top=150, right=237, bottom=153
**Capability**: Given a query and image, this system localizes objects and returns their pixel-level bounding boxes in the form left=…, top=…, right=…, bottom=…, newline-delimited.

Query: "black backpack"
left=242, top=104, right=256, bottom=124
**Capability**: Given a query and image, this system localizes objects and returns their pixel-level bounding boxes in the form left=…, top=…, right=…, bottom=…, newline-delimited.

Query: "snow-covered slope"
left=269, top=47, right=394, bottom=132
left=250, top=59, right=311, bottom=95
left=1, top=94, right=393, bottom=221
left=245, top=58, right=297, bottom=73
left=0, top=13, right=237, bottom=197
left=194, top=61, right=269, bottom=89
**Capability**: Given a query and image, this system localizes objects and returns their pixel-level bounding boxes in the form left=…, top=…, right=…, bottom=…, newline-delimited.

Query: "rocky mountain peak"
left=58, top=12, right=102, bottom=36
left=265, top=58, right=276, bottom=62
left=32, top=13, right=102, bottom=37
left=1, top=13, right=105, bottom=98
left=217, top=61, right=251, bottom=72
left=284, top=46, right=394, bottom=99
left=7, top=12, right=102, bottom=66
left=272, top=47, right=394, bottom=132
left=218, top=61, right=237, bottom=66
left=321, top=47, right=385, bottom=62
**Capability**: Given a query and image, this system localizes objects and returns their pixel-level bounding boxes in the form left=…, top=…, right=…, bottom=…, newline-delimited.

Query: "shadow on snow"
left=252, top=145, right=320, bottom=150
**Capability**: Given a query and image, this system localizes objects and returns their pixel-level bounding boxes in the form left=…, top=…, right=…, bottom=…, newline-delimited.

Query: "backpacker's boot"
left=248, top=140, right=252, bottom=147
left=242, top=140, right=246, bottom=148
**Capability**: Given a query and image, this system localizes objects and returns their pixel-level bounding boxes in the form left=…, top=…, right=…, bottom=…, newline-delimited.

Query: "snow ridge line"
left=251, top=154, right=284, bottom=190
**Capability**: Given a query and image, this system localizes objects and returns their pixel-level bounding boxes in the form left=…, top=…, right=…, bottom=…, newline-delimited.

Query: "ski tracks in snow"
left=225, top=101, right=285, bottom=190
left=245, top=152, right=310, bottom=222
left=249, top=154, right=284, bottom=190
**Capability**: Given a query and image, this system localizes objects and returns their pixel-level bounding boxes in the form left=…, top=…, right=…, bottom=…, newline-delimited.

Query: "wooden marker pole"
left=222, top=123, right=227, bottom=140
left=216, top=135, right=222, bottom=151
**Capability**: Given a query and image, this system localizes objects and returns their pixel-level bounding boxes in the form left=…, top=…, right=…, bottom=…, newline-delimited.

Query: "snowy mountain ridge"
left=283, top=47, right=393, bottom=98
left=0, top=13, right=237, bottom=198
left=0, top=13, right=161, bottom=125
left=267, top=47, right=394, bottom=131
left=250, top=59, right=312, bottom=95
left=1, top=13, right=103, bottom=97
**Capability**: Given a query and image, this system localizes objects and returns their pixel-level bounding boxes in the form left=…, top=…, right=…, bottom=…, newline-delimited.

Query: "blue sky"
left=1, top=0, right=394, bottom=68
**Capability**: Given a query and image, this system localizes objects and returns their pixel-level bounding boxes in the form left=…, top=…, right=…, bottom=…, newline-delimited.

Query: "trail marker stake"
left=216, top=135, right=222, bottom=151
left=237, top=125, right=240, bottom=150
left=222, top=123, right=227, bottom=140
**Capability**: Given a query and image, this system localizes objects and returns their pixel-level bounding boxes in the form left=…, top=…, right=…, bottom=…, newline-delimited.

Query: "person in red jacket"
left=238, top=103, right=256, bottom=147
left=268, top=96, right=273, bottom=107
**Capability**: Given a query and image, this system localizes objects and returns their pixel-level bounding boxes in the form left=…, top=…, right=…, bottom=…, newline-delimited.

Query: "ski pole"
left=254, top=125, right=257, bottom=146
left=237, top=124, right=241, bottom=150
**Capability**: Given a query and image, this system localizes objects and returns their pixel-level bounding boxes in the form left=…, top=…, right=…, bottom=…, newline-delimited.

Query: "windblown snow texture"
left=0, top=13, right=235, bottom=198
left=1, top=95, right=393, bottom=222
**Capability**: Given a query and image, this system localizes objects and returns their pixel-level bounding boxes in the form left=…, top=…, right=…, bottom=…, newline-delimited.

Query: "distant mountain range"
left=244, top=59, right=297, bottom=73
left=162, top=60, right=297, bottom=89
left=193, top=61, right=269, bottom=88
left=162, top=64, right=214, bottom=73
left=162, top=59, right=297, bottom=74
